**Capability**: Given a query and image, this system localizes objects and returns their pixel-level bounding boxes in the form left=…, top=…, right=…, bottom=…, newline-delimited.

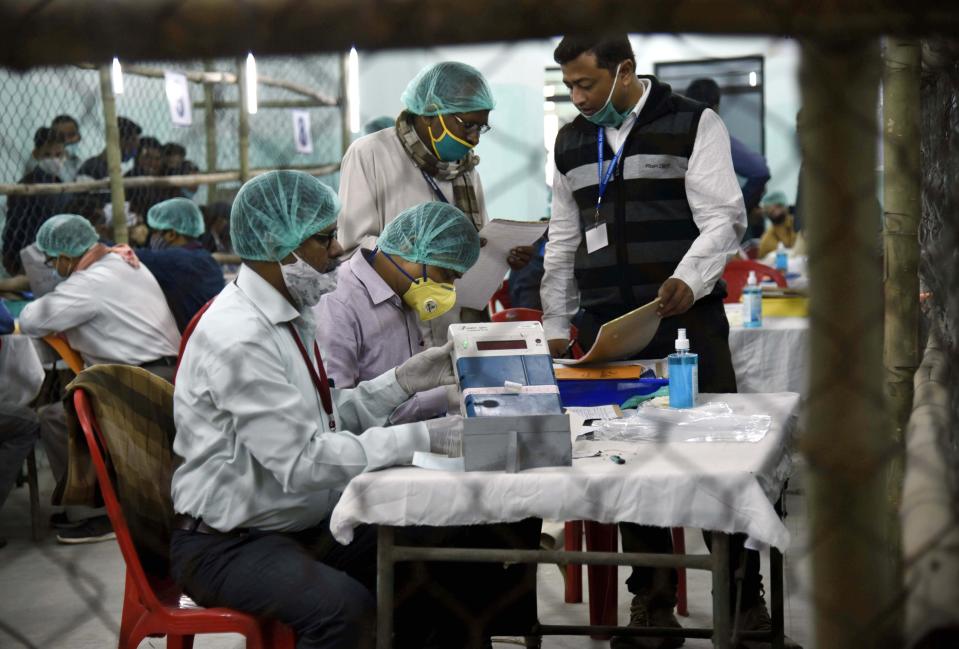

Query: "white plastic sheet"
left=593, top=401, right=772, bottom=443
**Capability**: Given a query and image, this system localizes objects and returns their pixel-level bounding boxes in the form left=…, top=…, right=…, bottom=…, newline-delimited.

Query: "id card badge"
left=585, top=223, right=609, bottom=254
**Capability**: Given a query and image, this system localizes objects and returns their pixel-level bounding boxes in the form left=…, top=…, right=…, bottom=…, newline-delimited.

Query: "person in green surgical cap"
left=169, top=170, right=466, bottom=649
left=337, top=62, right=535, bottom=345
left=316, top=201, right=480, bottom=425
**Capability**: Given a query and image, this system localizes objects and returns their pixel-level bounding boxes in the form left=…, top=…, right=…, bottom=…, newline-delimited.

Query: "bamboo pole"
left=0, top=164, right=340, bottom=196
left=881, top=36, right=921, bottom=626
left=98, top=65, right=128, bottom=244
left=76, top=62, right=337, bottom=106
left=203, top=59, right=219, bottom=202
left=800, top=38, right=898, bottom=649
left=193, top=99, right=328, bottom=110
left=3, top=1, right=959, bottom=69
left=340, top=51, right=351, bottom=156
left=237, top=57, right=251, bottom=184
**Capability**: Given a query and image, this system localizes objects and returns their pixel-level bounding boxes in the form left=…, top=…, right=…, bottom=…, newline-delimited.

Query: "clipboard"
left=555, top=298, right=662, bottom=366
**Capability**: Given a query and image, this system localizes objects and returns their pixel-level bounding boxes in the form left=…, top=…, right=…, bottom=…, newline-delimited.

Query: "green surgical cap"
left=762, top=190, right=788, bottom=206
left=377, top=202, right=480, bottom=274
left=36, top=214, right=98, bottom=258
left=147, top=198, right=205, bottom=238
left=364, top=116, right=395, bottom=135
left=230, top=170, right=340, bottom=262
left=401, top=62, right=495, bottom=116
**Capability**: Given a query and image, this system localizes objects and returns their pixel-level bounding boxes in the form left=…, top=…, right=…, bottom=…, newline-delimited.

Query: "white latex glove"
left=424, top=415, right=464, bottom=457
left=396, top=341, right=456, bottom=395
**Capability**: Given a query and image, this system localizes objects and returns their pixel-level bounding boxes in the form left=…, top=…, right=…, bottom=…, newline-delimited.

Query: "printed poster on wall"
left=164, top=71, right=193, bottom=127
left=291, top=110, right=313, bottom=154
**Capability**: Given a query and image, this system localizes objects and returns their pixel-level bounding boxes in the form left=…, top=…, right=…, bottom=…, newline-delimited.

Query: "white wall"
left=355, top=36, right=803, bottom=220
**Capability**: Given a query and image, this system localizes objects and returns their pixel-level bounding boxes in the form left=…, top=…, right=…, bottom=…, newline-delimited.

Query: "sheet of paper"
left=555, top=298, right=662, bottom=366
left=164, top=71, right=193, bottom=127
left=565, top=405, right=623, bottom=420
left=454, top=219, right=548, bottom=310
left=291, top=110, right=313, bottom=154
left=412, top=451, right=465, bottom=472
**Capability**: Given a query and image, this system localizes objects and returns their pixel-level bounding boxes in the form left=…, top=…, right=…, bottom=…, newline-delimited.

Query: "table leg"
left=711, top=532, right=731, bottom=649
left=564, top=521, right=583, bottom=603
left=377, top=526, right=395, bottom=649
left=770, top=547, right=784, bottom=649
left=585, top=522, right=618, bottom=639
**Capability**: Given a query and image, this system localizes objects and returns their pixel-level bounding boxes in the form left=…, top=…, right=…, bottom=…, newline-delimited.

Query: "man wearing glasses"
left=337, top=61, right=533, bottom=344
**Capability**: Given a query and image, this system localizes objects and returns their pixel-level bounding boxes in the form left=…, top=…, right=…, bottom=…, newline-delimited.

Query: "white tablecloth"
left=331, top=392, right=799, bottom=550
left=725, top=304, right=809, bottom=394
left=0, top=334, right=45, bottom=407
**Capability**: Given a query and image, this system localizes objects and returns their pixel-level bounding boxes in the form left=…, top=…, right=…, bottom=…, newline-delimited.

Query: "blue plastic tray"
left=558, top=378, right=668, bottom=408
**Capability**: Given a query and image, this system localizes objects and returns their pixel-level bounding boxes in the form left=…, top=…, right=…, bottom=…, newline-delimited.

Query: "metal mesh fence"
left=0, top=54, right=342, bottom=275
left=0, top=26, right=957, bottom=649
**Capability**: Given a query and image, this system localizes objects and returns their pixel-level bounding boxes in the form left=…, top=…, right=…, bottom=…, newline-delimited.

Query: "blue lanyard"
left=420, top=170, right=449, bottom=204
left=595, top=128, right=627, bottom=223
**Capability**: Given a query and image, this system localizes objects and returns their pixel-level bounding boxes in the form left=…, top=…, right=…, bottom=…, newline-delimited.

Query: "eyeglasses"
left=451, top=114, right=491, bottom=135
left=312, top=229, right=338, bottom=250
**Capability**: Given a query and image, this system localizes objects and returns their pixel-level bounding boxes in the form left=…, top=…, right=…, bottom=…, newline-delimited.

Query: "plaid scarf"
left=62, top=364, right=178, bottom=577
left=394, top=112, right=483, bottom=230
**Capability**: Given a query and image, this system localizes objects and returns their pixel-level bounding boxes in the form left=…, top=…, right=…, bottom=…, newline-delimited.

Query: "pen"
left=609, top=455, right=626, bottom=465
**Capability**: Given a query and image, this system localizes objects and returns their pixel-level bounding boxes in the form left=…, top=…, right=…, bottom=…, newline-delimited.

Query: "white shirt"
left=541, top=80, right=747, bottom=340
left=171, top=265, right=429, bottom=532
left=337, top=126, right=489, bottom=256
left=18, top=254, right=180, bottom=366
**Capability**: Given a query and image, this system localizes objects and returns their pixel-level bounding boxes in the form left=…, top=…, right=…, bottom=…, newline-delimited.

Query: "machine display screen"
left=476, top=339, right=528, bottom=351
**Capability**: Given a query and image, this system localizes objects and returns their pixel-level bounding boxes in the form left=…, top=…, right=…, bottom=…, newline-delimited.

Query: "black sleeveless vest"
left=554, top=76, right=724, bottom=316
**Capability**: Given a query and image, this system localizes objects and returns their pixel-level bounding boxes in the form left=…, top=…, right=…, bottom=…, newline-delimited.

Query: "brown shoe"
left=610, top=595, right=685, bottom=649
left=735, top=596, right=802, bottom=649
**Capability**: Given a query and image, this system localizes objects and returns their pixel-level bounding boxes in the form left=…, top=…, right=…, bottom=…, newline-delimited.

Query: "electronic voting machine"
left=448, top=322, right=570, bottom=471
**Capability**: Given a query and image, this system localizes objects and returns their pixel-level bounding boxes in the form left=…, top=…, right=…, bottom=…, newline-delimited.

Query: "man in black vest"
left=542, top=36, right=799, bottom=649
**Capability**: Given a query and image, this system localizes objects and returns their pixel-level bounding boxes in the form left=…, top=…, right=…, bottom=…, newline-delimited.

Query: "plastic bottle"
left=668, top=328, right=698, bottom=409
left=743, top=270, right=762, bottom=329
left=775, top=242, right=788, bottom=273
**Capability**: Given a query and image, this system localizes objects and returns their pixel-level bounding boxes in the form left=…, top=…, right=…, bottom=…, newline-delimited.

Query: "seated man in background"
left=136, top=198, right=225, bottom=331
left=77, top=116, right=142, bottom=181
left=161, top=142, right=187, bottom=171
left=3, top=127, right=70, bottom=275
left=125, top=136, right=168, bottom=219
left=757, top=190, right=797, bottom=259
left=19, top=214, right=180, bottom=543
left=170, top=170, right=461, bottom=649
left=316, top=201, right=480, bottom=424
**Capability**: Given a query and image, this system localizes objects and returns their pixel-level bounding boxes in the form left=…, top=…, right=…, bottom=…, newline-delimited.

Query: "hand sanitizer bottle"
left=775, top=242, right=788, bottom=273
left=743, top=270, right=762, bottom=329
left=668, top=328, right=698, bottom=409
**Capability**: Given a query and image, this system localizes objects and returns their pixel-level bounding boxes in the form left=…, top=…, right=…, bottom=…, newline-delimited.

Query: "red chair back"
left=174, top=298, right=215, bottom=384
left=722, top=259, right=787, bottom=303
left=487, top=279, right=511, bottom=315
left=490, top=307, right=584, bottom=359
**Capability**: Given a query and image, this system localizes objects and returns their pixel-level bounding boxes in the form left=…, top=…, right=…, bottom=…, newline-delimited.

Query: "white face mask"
left=279, top=254, right=337, bottom=308
left=38, top=157, right=65, bottom=178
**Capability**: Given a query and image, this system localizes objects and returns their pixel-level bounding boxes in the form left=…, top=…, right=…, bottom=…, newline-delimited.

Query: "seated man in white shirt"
left=19, top=213, right=182, bottom=544
left=169, top=171, right=462, bottom=649
left=315, top=201, right=480, bottom=424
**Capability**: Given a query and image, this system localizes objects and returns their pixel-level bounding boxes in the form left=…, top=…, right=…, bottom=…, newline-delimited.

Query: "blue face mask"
left=583, top=63, right=632, bottom=129
left=428, top=114, right=474, bottom=162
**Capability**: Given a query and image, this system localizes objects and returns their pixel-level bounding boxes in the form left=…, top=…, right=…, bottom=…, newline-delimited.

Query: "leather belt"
left=173, top=513, right=247, bottom=536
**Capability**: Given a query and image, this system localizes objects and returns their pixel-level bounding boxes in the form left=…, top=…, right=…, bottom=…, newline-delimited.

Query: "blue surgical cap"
left=762, top=191, right=788, bottom=207
left=377, top=202, right=480, bottom=274
left=401, top=62, right=495, bottom=116
left=364, top=116, right=396, bottom=135
left=147, top=198, right=205, bottom=238
left=36, top=214, right=98, bottom=258
left=230, top=170, right=340, bottom=262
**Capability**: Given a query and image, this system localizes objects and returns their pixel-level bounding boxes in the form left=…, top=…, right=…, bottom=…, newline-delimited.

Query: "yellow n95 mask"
left=383, top=251, right=457, bottom=321
left=428, top=114, right=474, bottom=162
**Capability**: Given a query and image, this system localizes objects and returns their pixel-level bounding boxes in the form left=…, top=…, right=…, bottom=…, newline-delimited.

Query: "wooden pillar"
left=800, top=37, right=899, bottom=649
left=98, top=65, right=128, bottom=243
left=236, top=57, right=251, bottom=184
left=203, top=59, right=219, bottom=201
left=340, top=51, right=351, bottom=156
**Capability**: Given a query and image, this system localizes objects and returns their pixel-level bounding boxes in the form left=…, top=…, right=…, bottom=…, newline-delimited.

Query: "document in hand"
left=555, top=298, right=662, bottom=366
left=454, top=219, right=548, bottom=310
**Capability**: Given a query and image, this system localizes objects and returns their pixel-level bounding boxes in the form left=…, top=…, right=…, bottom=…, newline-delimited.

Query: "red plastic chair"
left=487, top=279, right=512, bottom=315
left=174, top=298, right=215, bottom=384
left=722, top=259, right=787, bottom=303
left=72, top=388, right=295, bottom=649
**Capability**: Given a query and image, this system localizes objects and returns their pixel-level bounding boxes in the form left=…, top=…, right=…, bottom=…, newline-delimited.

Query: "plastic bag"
left=592, top=401, right=771, bottom=443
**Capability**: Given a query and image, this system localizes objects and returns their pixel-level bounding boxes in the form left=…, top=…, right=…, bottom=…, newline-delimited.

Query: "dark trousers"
left=0, top=404, right=39, bottom=511
left=578, top=296, right=762, bottom=610
left=170, top=518, right=541, bottom=649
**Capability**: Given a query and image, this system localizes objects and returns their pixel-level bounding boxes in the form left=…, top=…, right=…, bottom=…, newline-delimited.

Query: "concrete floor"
left=0, top=454, right=813, bottom=649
